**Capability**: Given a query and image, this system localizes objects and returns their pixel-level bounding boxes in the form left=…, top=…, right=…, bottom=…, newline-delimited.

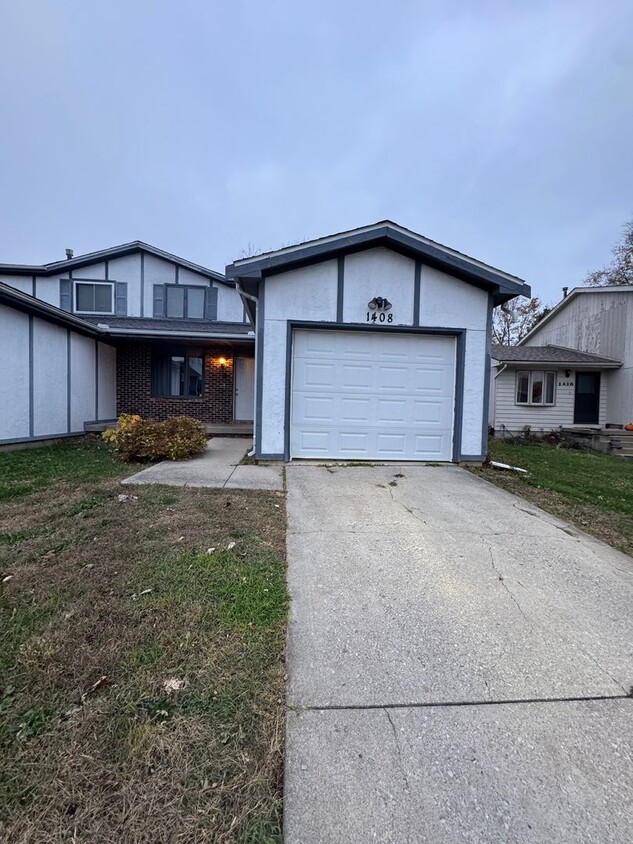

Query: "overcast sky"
left=1, top=0, right=632, bottom=305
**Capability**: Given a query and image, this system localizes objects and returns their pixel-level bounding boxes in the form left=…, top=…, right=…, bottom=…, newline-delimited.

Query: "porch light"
left=218, top=357, right=227, bottom=367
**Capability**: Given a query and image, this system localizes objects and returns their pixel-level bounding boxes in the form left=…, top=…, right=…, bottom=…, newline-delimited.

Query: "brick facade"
left=116, top=342, right=243, bottom=423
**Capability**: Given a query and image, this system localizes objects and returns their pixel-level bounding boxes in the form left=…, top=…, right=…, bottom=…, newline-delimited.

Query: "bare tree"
left=585, top=218, right=633, bottom=286
left=492, top=297, right=548, bottom=346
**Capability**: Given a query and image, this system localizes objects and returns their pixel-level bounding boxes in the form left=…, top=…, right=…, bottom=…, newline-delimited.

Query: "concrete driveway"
left=284, top=463, right=633, bottom=843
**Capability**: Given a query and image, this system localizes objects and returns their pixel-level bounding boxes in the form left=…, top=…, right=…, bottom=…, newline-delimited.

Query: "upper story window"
left=165, top=285, right=206, bottom=319
left=515, top=370, right=556, bottom=406
left=74, top=281, right=114, bottom=314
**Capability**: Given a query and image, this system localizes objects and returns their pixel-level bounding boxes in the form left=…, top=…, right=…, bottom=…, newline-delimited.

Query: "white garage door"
left=290, top=329, right=456, bottom=461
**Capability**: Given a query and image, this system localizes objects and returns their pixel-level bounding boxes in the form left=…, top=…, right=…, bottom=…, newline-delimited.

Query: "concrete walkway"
left=284, top=463, right=633, bottom=843
left=121, top=437, right=283, bottom=490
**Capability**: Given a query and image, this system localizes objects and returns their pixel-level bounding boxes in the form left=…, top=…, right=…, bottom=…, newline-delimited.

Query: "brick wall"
left=116, top=343, right=238, bottom=423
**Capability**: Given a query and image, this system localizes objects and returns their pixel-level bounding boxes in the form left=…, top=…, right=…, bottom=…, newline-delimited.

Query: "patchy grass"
left=0, top=441, right=288, bottom=843
left=470, top=439, right=633, bottom=556
left=0, top=438, right=125, bottom=501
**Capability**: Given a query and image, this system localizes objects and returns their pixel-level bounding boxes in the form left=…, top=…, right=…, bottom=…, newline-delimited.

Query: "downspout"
left=235, top=280, right=259, bottom=456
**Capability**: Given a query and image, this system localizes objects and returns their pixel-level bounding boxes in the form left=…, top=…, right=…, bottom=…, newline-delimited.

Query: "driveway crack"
left=485, top=541, right=532, bottom=629
left=383, top=708, right=411, bottom=795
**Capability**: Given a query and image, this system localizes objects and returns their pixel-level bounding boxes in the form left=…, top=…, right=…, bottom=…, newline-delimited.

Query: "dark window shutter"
left=60, top=278, right=72, bottom=312
left=205, top=286, right=218, bottom=321
left=153, top=284, right=165, bottom=317
left=115, top=282, right=127, bottom=316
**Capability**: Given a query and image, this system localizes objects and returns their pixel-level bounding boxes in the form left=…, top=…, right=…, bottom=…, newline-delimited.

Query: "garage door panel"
left=291, top=330, right=456, bottom=461
left=340, top=397, right=372, bottom=421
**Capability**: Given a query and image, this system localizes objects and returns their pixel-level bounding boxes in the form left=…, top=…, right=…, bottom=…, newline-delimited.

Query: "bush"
left=102, top=414, right=207, bottom=462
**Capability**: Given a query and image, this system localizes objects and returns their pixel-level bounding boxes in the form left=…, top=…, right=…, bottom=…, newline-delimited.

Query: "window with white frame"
left=515, top=370, right=556, bottom=405
left=74, top=281, right=114, bottom=314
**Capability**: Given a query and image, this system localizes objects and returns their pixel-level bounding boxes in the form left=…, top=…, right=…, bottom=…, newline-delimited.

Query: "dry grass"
left=0, top=443, right=288, bottom=843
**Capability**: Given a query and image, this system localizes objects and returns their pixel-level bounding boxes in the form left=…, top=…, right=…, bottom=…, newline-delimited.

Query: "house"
left=1, top=222, right=530, bottom=460
left=0, top=242, right=254, bottom=445
left=490, top=344, right=622, bottom=434
left=490, top=285, right=633, bottom=437
left=227, top=221, right=529, bottom=462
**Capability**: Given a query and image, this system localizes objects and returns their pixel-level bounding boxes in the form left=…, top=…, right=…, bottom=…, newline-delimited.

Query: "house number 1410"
left=366, top=311, right=393, bottom=323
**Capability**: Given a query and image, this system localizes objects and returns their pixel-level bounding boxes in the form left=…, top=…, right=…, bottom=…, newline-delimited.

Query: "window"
left=165, top=285, right=207, bottom=319
left=74, top=281, right=113, bottom=314
left=152, top=350, right=204, bottom=398
left=515, top=370, right=556, bottom=406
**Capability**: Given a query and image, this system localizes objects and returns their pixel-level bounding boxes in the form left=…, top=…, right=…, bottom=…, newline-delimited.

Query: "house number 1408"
left=366, top=311, right=393, bottom=322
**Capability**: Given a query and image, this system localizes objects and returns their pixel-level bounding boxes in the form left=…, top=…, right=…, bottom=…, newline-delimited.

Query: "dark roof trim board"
left=519, top=284, right=633, bottom=345
left=0, top=241, right=230, bottom=286
left=226, top=221, right=531, bottom=306
left=492, top=344, right=621, bottom=367
left=0, top=281, right=104, bottom=338
left=0, top=283, right=254, bottom=343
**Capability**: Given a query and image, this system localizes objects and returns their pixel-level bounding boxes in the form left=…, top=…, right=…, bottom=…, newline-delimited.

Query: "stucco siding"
left=108, top=254, right=143, bottom=316
left=33, top=319, right=68, bottom=436
left=493, top=367, right=608, bottom=432
left=1, top=275, right=33, bottom=295
left=343, top=249, right=414, bottom=325
left=419, top=266, right=488, bottom=330
left=258, top=249, right=491, bottom=460
left=98, top=342, right=117, bottom=420
left=70, top=335, right=97, bottom=431
left=217, top=282, right=246, bottom=322
left=0, top=306, right=30, bottom=439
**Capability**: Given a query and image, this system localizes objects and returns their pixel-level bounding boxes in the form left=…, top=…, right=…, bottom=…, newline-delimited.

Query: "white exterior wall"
left=98, top=342, right=117, bottom=419
left=0, top=306, right=30, bottom=440
left=33, top=319, right=68, bottom=436
left=3, top=252, right=245, bottom=325
left=259, top=249, right=491, bottom=459
left=492, top=366, right=608, bottom=432
left=0, top=303, right=117, bottom=444
left=524, top=290, right=633, bottom=424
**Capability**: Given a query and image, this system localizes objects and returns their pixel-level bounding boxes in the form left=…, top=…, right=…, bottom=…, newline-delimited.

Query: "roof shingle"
left=492, top=344, right=621, bottom=365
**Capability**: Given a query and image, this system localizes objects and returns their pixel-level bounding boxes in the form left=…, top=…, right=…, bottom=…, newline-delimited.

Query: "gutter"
left=102, top=328, right=254, bottom=340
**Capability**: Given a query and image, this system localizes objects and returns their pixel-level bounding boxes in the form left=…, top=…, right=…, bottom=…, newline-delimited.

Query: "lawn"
left=470, top=439, right=633, bottom=557
left=0, top=440, right=288, bottom=844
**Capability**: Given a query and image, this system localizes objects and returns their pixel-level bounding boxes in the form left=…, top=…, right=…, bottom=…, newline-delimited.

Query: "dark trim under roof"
left=0, top=281, right=103, bottom=337
left=226, top=221, right=531, bottom=306
left=492, top=344, right=622, bottom=367
left=0, top=283, right=255, bottom=343
left=0, top=241, right=230, bottom=286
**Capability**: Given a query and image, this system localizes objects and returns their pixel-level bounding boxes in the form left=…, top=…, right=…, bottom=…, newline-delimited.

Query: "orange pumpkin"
left=624, top=423, right=633, bottom=431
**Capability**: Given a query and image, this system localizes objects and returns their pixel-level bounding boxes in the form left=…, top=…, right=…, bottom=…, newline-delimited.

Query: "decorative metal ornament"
left=368, top=296, right=392, bottom=311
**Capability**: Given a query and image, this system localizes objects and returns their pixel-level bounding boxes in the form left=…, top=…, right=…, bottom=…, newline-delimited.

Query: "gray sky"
left=1, top=0, right=632, bottom=305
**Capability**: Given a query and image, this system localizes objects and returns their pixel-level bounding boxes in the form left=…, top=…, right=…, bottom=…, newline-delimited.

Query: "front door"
left=574, top=372, right=601, bottom=425
left=234, top=357, right=255, bottom=421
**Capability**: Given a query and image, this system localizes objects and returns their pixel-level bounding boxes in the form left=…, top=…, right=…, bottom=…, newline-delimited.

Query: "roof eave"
left=226, top=226, right=529, bottom=302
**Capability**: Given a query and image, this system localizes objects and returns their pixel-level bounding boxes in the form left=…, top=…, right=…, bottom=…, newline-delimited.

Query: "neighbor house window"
left=152, top=350, right=204, bottom=398
left=165, top=285, right=206, bottom=319
left=515, top=371, right=556, bottom=406
left=74, top=281, right=113, bottom=314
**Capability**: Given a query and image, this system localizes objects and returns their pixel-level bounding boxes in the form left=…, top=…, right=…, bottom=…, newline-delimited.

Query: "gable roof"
left=492, top=343, right=621, bottom=367
left=519, top=285, right=633, bottom=345
left=226, top=220, right=531, bottom=306
left=0, top=241, right=230, bottom=285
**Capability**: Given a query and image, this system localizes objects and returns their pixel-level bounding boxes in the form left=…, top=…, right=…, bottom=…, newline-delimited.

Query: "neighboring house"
left=0, top=242, right=254, bottom=445
left=490, top=344, right=622, bottom=434
left=521, top=286, right=633, bottom=427
left=227, top=221, right=529, bottom=462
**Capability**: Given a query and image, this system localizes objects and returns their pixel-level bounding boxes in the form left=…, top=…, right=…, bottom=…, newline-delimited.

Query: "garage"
left=290, top=329, right=456, bottom=460
left=226, top=221, right=530, bottom=462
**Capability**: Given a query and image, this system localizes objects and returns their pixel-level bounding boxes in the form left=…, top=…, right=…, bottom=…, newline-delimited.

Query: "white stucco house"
left=490, top=285, right=633, bottom=437
left=1, top=221, right=530, bottom=461
left=227, top=221, right=529, bottom=462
